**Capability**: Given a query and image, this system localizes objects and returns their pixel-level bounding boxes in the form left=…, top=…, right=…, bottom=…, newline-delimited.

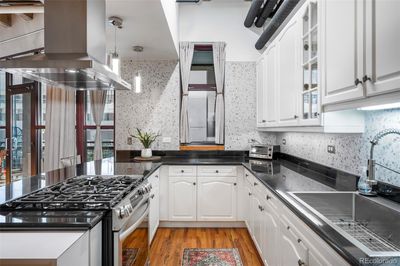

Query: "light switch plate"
left=127, top=137, right=133, bottom=145
left=327, top=145, right=336, bottom=154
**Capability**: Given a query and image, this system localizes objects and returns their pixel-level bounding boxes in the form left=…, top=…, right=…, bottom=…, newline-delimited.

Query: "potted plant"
left=130, top=128, right=160, bottom=158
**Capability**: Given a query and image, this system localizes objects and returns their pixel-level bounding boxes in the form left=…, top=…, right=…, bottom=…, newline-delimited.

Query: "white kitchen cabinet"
left=168, top=176, right=197, bottom=221
left=149, top=171, right=160, bottom=243
left=250, top=191, right=263, bottom=256
left=197, top=176, right=237, bottom=221
left=264, top=43, right=278, bottom=126
left=256, top=56, right=267, bottom=127
left=364, top=0, right=400, bottom=96
left=261, top=198, right=280, bottom=266
left=277, top=18, right=300, bottom=127
left=321, top=0, right=365, bottom=105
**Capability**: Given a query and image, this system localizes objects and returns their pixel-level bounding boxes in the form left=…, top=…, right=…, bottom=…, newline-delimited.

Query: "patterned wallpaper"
left=115, top=60, right=275, bottom=151
left=274, top=109, right=400, bottom=186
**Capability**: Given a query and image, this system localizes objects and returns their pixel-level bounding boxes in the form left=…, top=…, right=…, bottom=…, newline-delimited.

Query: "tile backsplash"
left=115, top=60, right=274, bottom=151
left=274, top=108, right=400, bottom=187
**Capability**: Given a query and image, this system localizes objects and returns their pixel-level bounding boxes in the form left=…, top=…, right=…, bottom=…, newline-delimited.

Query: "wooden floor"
left=150, top=228, right=263, bottom=266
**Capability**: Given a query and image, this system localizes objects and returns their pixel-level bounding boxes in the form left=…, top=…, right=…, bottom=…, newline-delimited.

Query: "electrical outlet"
left=127, top=137, right=133, bottom=145
left=327, top=145, right=336, bottom=154
left=282, top=139, right=286, bottom=145
left=162, top=137, right=171, bottom=143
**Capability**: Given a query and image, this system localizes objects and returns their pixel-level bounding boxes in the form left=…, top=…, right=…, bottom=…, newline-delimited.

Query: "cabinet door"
left=149, top=185, right=159, bottom=243
left=321, top=0, right=365, bottom=105
left=265, top=43, right=278, bottom=126
left=250, top=194, right=263, bottom=256
left=262, top=201, right=280, bottom=266
left=256, top=56, right=267, bottom=127
left=168, top=176, right=197, bottom=221
left=277, top=18, right=300, bottom=126
left=197, top=177, right=237, bottom=221
left=279, top=215, right=309, bottom=266
left=365, top=0, right=400, bottom=96
left=244, top=184, right=252, bottom=229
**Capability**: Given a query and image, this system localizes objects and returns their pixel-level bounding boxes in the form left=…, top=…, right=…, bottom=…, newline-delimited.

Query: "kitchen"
left=0, top=0, right=399, bottom=265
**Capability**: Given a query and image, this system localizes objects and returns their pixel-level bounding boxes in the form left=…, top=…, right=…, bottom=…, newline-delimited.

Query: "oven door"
left=114, top=198, right=149, bottom=266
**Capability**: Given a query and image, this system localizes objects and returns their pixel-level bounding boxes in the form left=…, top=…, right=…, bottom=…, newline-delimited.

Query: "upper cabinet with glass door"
left=300, top=0, right=320, bottom=126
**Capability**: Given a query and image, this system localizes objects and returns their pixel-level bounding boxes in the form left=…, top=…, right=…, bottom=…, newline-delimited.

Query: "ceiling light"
left=108, top=16, right=123, bottom=75
left=357, top=102, right=400, bottom=111
left=132, top=46, right=144, bottom=93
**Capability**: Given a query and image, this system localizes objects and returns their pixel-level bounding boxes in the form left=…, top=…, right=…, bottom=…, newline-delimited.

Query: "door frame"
left=5, top=73, right=39, bottom=184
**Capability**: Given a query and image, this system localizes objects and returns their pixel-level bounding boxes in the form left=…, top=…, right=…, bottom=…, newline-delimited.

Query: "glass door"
left=4, top=73, right=38, bottom=184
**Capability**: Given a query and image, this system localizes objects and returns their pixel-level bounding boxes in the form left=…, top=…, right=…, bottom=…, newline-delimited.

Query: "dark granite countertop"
left=0, top=152, right=398, bottom=265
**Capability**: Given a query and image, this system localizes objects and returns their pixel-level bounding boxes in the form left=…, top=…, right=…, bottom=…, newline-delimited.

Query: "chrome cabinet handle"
left=355, top=78, right=362, bottom=86
left=297, top=238, right=302, bottom=243
left=363, top=75, right=372, bottom=83
left=254, top=182, right=258, bottom=186
left=258, top=205, right=264, bottom=212
left=298, top=259, right=306, bottom=266
left=266, top=195, right=271, bottom=200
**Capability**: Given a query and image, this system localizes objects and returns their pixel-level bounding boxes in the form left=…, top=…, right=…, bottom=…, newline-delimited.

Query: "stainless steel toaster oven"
left=249, top=145, right=280, bottom=160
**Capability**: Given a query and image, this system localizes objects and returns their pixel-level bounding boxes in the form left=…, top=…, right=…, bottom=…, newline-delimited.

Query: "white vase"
left=141, top=148, right=152, bottom=158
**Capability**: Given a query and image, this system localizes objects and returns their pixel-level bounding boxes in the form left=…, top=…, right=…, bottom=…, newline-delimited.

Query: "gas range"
left=0, top=175, right=145, bottom=211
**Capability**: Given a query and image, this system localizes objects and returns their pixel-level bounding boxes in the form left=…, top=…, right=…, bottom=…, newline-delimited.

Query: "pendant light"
left=132, top=46, right=143, bottom=93
left=108, top=16, right=123, bottom=75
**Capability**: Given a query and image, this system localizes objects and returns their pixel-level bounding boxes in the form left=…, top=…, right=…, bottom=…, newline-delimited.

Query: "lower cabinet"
left=197, top=176, right=237, bottom=221
left=244, top=171, right=348, bottom=266
left=149, top=171, right=160, bottom=243
left=168, top=176, right=197, bottom=221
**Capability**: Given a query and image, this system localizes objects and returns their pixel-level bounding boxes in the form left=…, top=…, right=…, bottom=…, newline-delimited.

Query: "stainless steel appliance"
left=0, top=175, right=152, bottom=266
left=112, top=180, right=152, bottom=266
left=0, top=0, right=131, bottom=91
left=249, top=144, right=280, bottom=160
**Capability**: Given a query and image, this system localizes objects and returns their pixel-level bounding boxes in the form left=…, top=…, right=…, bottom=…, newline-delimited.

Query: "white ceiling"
left=106, top=0, right=178, bottom=60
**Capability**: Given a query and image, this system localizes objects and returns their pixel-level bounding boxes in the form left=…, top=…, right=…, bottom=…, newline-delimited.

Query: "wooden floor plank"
left=150, top=228, right=263, bottom=266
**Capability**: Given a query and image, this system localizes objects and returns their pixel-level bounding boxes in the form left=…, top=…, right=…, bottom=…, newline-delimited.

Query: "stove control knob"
left=118, top=206, right=128, bottom=219
left=138, top=183, right=152, bottom=195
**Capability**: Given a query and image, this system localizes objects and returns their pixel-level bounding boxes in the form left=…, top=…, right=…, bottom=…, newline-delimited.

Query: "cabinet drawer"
left=198, top=166, right=238, bottom=177
left=168, top=166, right=196, bottom=177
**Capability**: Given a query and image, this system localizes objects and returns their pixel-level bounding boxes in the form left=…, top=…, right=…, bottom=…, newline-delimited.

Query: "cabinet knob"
left=355, top=78, right=362, bottom=86
left=298, top=259, right=306, bottom=266
left=215, top=170, right=219, bottom=173
left=193, top=182, right=196, bottom=186
left=287, top=226, right=290, bottom=230
left=362, top=75, right=372, bottom=83
left=245, top=174, right=249, bottom=177
left=150, top=194, right=155, bottom=199
left=155, top=175, right=159, bottom=179
left=248, top=192, right=252, bottom=196
left=234, top=183, right=237, bottom=186
left=262, top=119, right=266, bottom=123
left=266, top=195, right=271, bottom=200
left=254, top=182, right=258, bottom=186
left=294, top=115, right=298, bottom=119
left=258, top=205, right=264, bottom=212
left=181, top=170, right=184, bottom=173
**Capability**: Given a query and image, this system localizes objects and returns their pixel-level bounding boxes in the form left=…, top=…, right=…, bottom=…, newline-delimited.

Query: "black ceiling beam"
left=244, top=0, right=264, bottom=28
left=254, top=0, right=279, bottom=28
left=255, top=0, right=301, bottom=50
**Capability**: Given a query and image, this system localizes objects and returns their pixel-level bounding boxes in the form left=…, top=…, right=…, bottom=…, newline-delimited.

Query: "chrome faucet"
left=367, top=128, right=400, bottom=186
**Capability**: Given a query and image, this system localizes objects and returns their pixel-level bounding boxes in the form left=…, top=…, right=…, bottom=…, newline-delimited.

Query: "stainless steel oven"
left=112, top=181, right=152, bottom=266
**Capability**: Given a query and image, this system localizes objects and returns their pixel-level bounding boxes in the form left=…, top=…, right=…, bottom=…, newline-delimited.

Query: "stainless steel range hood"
left=0, top=0, right=131, bottom=91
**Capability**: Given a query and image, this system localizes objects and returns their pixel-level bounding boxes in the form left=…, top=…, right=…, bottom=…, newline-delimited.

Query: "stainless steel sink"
left=289, top=192, right=400, bottom=257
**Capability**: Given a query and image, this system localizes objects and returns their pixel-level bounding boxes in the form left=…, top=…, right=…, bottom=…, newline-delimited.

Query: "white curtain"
left=44, top=86, right=76, bottom=172
left=90, top=91, right=107, bottom=161
left=213, top=42, right=226, bottom=144
left=179, top=42, right=195, bottom=144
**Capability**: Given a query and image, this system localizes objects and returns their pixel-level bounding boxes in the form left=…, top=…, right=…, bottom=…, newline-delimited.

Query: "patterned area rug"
left=122, top=248, right=138, bottom=266
left=182, top=248, right=244, bottom=266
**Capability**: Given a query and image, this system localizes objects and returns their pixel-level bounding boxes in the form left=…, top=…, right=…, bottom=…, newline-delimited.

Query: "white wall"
left=179, top=1, right=261, bottom=62
left=161, top=0, right=180, bottom=55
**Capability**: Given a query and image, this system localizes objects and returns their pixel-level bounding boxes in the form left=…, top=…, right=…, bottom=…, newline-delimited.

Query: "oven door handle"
left=119, top=200, right=150, bottom=242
